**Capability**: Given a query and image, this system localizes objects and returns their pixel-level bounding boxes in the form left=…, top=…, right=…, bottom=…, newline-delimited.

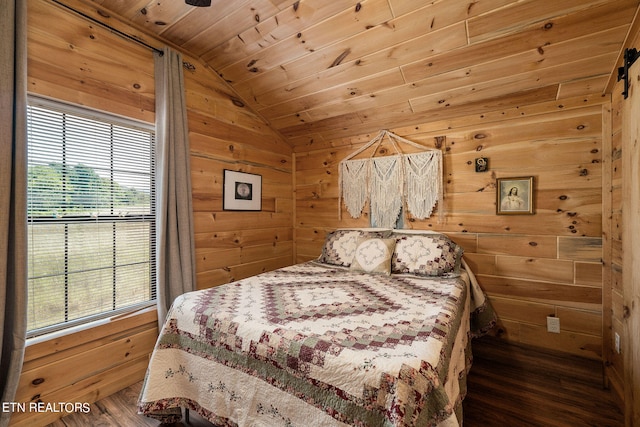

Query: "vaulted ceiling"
left=79, top=0, right=639, bottom=145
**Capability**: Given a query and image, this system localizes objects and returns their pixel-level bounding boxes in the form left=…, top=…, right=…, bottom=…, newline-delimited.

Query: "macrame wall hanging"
left=338, top=130, right=443, bottom=228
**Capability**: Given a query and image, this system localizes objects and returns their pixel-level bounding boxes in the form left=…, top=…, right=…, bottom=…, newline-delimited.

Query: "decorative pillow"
left=350, top=238, right=396, bottom=275
left=391, top=233, right=463, bottom=276
left=318, top=229, right=391, bottom=267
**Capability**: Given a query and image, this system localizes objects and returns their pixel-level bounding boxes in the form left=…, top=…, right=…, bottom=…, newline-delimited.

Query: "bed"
left=138, top=229, right=495, bottom=426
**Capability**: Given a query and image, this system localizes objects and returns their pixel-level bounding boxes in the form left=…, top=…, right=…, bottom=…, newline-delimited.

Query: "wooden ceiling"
left=80, top=0, right=639, bottom=145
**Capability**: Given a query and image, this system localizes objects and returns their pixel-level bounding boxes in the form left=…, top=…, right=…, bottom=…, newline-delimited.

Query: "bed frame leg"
left=184, top=408, right=190, bottom=424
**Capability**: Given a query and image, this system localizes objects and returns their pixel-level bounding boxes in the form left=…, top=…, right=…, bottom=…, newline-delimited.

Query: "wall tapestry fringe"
left=338, top=130, right=443, bottom=228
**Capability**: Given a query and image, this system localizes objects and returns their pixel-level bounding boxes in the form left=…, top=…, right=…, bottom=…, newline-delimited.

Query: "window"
left=26, top=97, right=156, bottom=337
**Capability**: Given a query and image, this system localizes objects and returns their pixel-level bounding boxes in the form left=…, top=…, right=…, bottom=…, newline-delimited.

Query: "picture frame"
left=496, top=176, right=534, bottom=215
left=223, top=169, right=262, bottom=211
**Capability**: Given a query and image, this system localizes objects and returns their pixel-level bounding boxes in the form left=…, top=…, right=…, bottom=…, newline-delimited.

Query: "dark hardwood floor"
left=463, top=336, right=624, bottom=427
left=47, top=336, right=623, bottom=427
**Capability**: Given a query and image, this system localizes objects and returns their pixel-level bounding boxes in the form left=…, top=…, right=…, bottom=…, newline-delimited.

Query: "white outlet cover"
left=546, top=316, right=560, bottom=333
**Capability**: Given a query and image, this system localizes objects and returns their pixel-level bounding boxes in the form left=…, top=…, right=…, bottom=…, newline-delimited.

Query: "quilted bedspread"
left=138, top=261, right=494, bottom=427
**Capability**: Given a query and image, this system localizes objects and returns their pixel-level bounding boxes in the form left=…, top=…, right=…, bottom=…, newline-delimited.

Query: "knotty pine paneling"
left=77, top=0, right=638, bottom=145
left=12, top=309, right=158, bottom=427
left=294, top=95, right=607, bottom=360
left=616, top=24, right=640, bottom=421
left=20, top=1, right=293, bottom=426
left=184, top=49, right=294, bottom=290
left=605, top=73, right=626, bottom=407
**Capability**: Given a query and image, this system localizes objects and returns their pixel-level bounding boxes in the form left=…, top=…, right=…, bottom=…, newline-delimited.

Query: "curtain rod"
left=50, top=0, right=164, bottom=56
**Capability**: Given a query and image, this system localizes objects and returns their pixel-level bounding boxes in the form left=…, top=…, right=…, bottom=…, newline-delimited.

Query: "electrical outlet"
left=615, top=333, right=621, bottom=354
left=546, top=316, right=560, bottom=333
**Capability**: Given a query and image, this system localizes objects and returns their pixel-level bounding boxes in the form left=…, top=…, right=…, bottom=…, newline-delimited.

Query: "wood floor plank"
left=45, top=381, right=212, bottom=427
left=463, top=336, right=624, bottom=427
left=46, top=336, right=624, bottom=427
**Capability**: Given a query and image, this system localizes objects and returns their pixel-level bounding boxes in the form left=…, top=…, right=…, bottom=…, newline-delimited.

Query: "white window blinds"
left=26, top=97, right=156, bottom=337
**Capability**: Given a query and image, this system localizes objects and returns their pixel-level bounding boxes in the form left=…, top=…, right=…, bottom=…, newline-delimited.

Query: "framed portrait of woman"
left=496, top=176, right=534, bottom=215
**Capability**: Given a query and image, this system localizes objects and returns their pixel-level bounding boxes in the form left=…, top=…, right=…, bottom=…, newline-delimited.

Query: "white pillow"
left=349, top=237, right=396, bottom=275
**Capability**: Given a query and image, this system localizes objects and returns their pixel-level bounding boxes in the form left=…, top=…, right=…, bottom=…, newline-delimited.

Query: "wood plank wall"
left=187, top=44, right=294, bottom=289
left=619, top=66, right=640, bottom=427
left=170, top=1, right=296, bottom=292
left=294, top=93, right=608, bottom=361
left=607, top=69, right=626, bottom=410
left=17, top=1, right=293, bottom=425
left=609, top=19, right=640, bottom=423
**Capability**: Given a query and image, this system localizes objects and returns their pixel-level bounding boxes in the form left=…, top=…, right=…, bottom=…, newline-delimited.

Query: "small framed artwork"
left=223, top=169, right=262, bottom=211
left=475, top=157, right=489, bottom=172
left=496, top=176, right=534, bottom=215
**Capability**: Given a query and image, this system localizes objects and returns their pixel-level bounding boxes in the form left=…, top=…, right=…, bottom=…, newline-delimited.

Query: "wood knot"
left=32, top=378, right=45, bottom=386
left=182, top=62, right=197, bottom=73
left=529, top=241, right=538, bottom=246
left=580, top=169, right=588, bottom=176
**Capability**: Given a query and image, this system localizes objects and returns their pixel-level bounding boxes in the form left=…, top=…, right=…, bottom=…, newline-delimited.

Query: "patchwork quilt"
left=138, top=261, right=494, bottom=426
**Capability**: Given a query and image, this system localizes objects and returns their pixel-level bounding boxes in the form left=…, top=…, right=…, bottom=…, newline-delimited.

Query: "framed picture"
left=223, top=169, right=262, bottom=211
left=496, top=176, right=534, bottom=215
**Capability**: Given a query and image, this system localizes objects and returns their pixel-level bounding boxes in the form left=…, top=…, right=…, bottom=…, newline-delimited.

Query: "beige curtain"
left=154, top=48, right=196, bottom=325
left=0, top=1, right=28, bottom=426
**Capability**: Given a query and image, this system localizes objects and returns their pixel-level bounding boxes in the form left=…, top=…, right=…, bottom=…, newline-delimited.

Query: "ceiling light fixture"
left=185, top=0, right=211, bottom=6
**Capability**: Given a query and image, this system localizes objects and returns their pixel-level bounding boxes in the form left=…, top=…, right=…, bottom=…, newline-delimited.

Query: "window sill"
left=26, top=303, right=157, bottom=349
